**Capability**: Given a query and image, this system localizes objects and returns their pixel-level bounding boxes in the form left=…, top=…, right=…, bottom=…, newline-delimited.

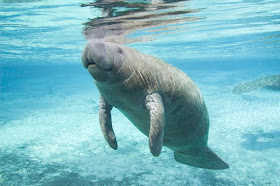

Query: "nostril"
left=118, top=48, right=123, bottom=54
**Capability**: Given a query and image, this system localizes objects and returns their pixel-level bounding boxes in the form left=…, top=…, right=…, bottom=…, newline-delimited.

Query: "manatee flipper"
left=174, top=147, right=229, bottom=170
left=233, top=75, right=280, bottom=94
left=99, top=94, right=118, bottom=150
left=145, top=93, right=165, bottom=157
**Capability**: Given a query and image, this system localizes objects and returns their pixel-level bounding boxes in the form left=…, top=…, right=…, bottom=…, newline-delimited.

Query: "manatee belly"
left=118, top=102, right=209, bottom=152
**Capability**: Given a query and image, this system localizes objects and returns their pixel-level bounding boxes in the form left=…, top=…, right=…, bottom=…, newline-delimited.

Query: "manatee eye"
left=118, top=47, right=123, bottom=55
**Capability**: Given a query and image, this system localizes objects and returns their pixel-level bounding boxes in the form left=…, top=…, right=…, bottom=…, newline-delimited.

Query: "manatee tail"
left=233, top=75, right=280, bottom=94
left=174, top=147, right=229, bottom=170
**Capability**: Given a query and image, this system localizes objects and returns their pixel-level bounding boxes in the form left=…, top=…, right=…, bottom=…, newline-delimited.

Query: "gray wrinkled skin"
left=82, top=40, right=228, bottom=170
left=233, top=74, right=280, bottom=94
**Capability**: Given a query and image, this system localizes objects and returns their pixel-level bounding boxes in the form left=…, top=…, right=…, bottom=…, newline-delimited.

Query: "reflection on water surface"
left=81, top=0, right=200, bottom=44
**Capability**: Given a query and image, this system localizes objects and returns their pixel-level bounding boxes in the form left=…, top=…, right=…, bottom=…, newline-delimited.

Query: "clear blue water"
left=1, top=0, right=280, bottom=185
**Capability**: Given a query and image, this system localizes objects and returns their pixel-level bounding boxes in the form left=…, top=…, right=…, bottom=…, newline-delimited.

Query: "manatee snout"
left=81, top=41, right=114, bottom=70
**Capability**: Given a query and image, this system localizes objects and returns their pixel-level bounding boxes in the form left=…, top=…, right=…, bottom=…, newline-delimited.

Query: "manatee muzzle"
left=82, top=41, right=114, bottom=70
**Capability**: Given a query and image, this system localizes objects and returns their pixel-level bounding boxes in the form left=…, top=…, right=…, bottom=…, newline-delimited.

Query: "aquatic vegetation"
left=233, top=74, right=280, bottom=94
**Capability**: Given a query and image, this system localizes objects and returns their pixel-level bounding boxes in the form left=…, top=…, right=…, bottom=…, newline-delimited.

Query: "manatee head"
left=81, top=40, right=126, bottom=83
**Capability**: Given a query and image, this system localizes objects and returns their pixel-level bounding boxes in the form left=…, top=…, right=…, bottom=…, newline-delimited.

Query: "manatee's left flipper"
left=99, top=94, right=118, bottom=150
left=145, top=93, right=165, bottom=157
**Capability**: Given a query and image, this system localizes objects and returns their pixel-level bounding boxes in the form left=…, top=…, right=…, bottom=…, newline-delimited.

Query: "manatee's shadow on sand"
left=241, top=130, right=280, bottom=151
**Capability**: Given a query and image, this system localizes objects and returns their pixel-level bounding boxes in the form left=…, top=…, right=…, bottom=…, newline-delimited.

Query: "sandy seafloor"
left=1, top=0, right=280, bottom=185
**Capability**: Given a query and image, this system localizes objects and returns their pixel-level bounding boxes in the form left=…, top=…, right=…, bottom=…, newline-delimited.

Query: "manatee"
left=81, top=40, right=229, bottom=170
left=233, top=74, right=280, bottom=94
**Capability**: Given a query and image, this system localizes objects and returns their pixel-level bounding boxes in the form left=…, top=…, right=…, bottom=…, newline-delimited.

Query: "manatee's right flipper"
left=145, top=93, right=165, bottom=157
left=99, top=94, right=118, bottom=150
left=174, top=147, right=229, bottom=170
left=233, top=75, right=280, bottom=94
